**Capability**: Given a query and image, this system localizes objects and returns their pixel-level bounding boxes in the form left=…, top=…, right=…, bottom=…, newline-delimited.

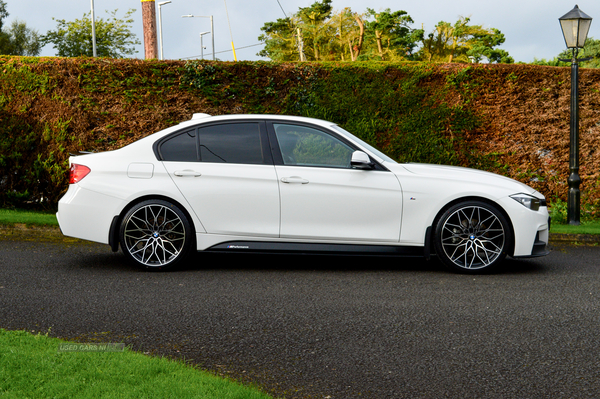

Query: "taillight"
left=69, top=164, right=91, bottom=184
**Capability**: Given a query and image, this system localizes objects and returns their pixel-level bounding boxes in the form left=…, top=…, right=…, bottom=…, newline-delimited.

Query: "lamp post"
left=90, top=0, right=97, bottom=56
left=559, top=5, right=592, bottom=225
left=158, top=1, right=171, bottom=60
left=182, top=14, right=215, bottom=60
left=199, top=31, right=210, bottom=59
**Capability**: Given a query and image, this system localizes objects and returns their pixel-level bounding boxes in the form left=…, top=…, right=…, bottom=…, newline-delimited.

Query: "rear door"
left=159, top=121, right=280, bottom=237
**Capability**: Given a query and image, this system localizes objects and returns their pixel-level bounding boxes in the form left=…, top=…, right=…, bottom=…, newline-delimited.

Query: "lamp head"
left=559, top=5, right=593, bottom=49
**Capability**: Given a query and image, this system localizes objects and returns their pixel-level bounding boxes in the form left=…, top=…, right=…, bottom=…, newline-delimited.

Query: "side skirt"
left=205, top=241, right=424, bottom=257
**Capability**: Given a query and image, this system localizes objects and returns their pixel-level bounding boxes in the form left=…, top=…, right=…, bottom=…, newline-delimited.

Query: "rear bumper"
left=57, top=185, right=123, bottom=245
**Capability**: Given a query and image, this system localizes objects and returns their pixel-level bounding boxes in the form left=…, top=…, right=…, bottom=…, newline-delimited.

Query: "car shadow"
left=65, top=244, right=550, bottom=276
left=176, top=251, right=549, bottom=275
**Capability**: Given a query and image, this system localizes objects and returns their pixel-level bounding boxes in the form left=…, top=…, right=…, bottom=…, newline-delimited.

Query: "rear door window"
left=159, top=122, right=270, bottom=165
left=198, top=123, right=265, bottom=164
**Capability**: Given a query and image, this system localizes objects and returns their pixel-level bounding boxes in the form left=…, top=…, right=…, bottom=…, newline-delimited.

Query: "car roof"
left=174, top=113, right=335, bottom=130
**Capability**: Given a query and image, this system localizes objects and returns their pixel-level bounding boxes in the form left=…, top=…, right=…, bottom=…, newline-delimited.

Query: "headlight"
left=510, top=193, right=544, bottom=211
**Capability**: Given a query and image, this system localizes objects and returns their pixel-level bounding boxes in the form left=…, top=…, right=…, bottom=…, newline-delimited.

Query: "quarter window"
left=160, top=130, right=197, bottom=162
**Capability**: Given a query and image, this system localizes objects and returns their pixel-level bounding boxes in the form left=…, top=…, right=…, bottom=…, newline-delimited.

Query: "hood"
left=391, top=163, right=543, bottom=197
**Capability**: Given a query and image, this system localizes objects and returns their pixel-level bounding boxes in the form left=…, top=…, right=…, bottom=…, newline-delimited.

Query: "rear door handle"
left=174, top=170, right=202, bottom=177
left=281, top=176, right=309, bottom=184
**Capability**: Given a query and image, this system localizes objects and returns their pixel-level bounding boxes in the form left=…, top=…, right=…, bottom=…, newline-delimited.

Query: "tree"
left=2, top=20, right=42, bottom=56
left=363, top=8, right=423, bottom=61
left=467, top=28, right=513, bottom=63
left=258, top=1, right=421, bottom=62
left=257, top=17, right=298, bottom=61
left=531, top=37, right=600, bottom=68
left=295, top=0, right=334, bottom=61
left=559, top=37, right=600, bottom=68
left=0, top=0, right=42, bottom=56
left=0, top=0, right=7, bottom=30
left=420, top=17, right=513, bottom=63
left=258, top=0, right=335, bottom=61
left=41, top=9, right=140, bottom=58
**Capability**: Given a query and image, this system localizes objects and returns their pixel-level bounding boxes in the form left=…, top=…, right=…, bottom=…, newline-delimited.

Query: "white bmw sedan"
left=57, top=113, right=550, bottom=273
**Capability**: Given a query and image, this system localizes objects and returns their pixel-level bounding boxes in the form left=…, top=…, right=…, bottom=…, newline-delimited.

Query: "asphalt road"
left=1, top=234, right=600, bottom=398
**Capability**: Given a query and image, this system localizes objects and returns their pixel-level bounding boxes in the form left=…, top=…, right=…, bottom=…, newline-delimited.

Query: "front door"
left=271, top=123, right=403, bottom=242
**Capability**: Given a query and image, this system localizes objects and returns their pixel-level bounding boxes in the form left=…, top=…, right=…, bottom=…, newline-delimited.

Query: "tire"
left=433, top=201, right=512, bottom=273
left=119, top=199, right=194, bottom=270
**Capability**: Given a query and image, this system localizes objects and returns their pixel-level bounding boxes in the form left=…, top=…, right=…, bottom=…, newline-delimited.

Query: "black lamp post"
left=559, top=5, right=592, bottom=225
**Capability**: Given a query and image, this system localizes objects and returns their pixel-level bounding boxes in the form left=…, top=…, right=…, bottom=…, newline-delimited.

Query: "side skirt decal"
left=206, top=241, right=424, bottom=256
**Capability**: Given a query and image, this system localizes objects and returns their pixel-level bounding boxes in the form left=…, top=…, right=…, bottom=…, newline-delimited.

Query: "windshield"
left=330, top=125, right=397, bottom=164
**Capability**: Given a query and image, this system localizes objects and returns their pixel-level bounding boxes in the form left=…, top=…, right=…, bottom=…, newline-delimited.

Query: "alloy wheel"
left=122, top=203, right=188, bottom=267
left=438, top=204, right=507, bottom=270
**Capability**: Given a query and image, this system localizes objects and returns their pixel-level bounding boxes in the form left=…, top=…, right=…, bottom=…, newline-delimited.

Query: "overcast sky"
left=4, top=0, right=599, bottom=62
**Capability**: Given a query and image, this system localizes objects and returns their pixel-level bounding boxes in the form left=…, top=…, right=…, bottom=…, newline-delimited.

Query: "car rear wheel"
left=434, top=201, right=512, bottom=273
left=120, top=199, right=194, bottom=270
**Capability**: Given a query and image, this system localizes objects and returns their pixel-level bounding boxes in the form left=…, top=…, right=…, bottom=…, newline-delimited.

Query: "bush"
left=1, top=56, right=600, bottom=214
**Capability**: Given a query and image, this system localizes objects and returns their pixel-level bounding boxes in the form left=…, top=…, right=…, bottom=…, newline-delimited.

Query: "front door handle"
left=174, top=170, right=202, bottom=177
left=281, top=176, right=309, bottom=184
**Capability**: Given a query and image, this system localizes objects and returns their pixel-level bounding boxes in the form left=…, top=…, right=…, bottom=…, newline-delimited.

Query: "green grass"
left=0, top=208, right=58, bottom=226
left=0, top=329, right=273, bottom=399
left=549, top=220, right=600, bottom=235
left=1, top=207, right=599, bottom=235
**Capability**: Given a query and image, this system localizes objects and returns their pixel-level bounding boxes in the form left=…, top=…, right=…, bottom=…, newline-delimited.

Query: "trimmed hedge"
left=1, top=56, right=599, bottom=214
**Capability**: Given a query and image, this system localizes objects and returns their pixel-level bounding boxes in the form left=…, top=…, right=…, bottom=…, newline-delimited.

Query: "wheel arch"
left=108, top=194, right=197, bottom=252
left=429, top=196, right=516, bottom=257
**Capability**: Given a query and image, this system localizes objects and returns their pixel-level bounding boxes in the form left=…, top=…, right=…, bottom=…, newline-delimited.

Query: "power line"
left=180, top=43, right=263, bottom=60
left=276, top=0, right=287, bottom=17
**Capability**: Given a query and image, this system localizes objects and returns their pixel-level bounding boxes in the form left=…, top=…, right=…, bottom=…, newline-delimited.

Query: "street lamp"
left=559, top=5, right=593, bottom=225
left=199, top=31, right=210, bottom=59
left=158, top=1, right=171, bottom=60
left=182, top=14, right=215, bottom=60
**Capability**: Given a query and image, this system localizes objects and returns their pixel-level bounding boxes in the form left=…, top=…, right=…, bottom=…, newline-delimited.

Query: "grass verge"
left=0, top=328, right=273, bottom=399
left=549, top=220, right=600, bottom=235
left=1, top=208, right=599, bottom=235
left=0, top=208, right=58, bottom=226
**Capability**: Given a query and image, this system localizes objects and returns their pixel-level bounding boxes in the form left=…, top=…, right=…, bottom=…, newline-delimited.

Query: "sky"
left=4, top=0, right=600, bottom=62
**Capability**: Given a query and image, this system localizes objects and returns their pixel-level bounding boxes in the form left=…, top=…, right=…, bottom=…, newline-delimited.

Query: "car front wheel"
left=434, top=201, right=512, bottom=273
left=119, top=199, right=194, bottom=270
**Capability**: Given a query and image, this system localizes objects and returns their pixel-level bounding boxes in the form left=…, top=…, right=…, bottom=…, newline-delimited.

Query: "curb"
left=549, top=233, right=600, bottom=244
left=0, top=224, right=65, bottom=240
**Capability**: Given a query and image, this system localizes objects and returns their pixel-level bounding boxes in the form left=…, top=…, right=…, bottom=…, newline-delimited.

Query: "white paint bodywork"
left=57, top=114, right=549, bottom=258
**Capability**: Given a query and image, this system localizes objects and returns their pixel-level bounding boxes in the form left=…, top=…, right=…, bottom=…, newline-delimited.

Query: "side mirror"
left=351, top=151, right=374, bottom=170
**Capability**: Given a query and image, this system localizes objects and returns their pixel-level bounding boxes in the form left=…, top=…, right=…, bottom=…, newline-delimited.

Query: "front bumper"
left=513, top=216, right=551, bottom=259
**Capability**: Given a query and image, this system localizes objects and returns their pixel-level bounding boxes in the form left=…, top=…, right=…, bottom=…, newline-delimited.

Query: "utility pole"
left=141, top=0, right=158, bottom=59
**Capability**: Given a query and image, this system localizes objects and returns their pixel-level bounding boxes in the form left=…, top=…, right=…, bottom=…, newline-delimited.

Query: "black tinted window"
left=274, top=124, right=354, bottom=168
left=199, top=123, right=264, bottom=164
left=160, top=130, right=197, bottom=162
